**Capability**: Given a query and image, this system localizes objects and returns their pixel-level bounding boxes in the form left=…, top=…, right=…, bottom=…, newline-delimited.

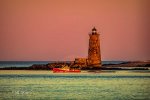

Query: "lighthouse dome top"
left=92, top=27, right=97, bottom=31
left=92, top=27, right=97, bottom=34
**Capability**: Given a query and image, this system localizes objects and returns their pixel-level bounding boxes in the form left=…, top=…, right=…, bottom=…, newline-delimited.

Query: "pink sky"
left=0, top=0, right=150, bottom=61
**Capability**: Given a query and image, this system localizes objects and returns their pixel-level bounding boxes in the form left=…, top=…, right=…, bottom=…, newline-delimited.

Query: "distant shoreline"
left=0, top=61, right=149, bottom=70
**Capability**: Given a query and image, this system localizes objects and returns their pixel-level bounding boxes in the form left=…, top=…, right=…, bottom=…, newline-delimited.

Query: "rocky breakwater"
left=102, top=60, right=150, bottom=70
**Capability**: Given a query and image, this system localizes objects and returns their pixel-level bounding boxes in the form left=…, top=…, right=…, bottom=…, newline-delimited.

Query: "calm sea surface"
left=0, top=70, right=150, bottom=100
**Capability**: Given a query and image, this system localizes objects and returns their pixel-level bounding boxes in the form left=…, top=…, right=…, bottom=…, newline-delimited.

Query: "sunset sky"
left=0, top=0, right=149, bottom=61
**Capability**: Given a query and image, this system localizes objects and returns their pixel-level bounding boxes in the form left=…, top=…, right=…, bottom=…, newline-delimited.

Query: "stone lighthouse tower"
left=88, top=27, right=101, bottom=67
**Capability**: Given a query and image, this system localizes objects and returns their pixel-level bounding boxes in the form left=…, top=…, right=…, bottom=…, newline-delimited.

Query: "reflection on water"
left=0, top=70, right=150, bottom=100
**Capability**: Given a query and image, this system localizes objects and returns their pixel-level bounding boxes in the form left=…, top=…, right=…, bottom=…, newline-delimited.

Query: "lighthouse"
left=49, top=27, right=102, bottom=69
left=88, top=27, right=101, bottom=67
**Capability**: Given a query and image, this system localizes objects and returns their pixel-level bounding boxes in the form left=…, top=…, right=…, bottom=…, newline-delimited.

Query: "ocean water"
left=0, top=61, right=50, bottom=68
left=0, top=61, right=125, bottom=68
left=0, top=70, right=150, bottom=100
